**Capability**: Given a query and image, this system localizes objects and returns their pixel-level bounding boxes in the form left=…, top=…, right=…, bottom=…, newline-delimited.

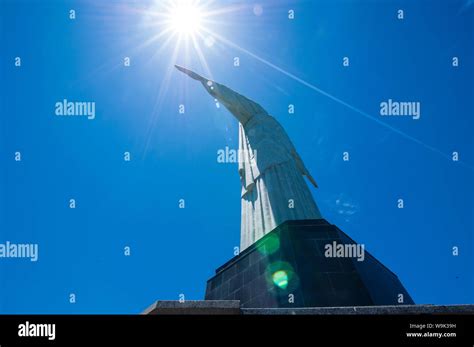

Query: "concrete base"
left=142, top=301, right=474, bottom=315
left=242, top=304, right=474, bottom=315
left=143, top=300, right=240, bottom=315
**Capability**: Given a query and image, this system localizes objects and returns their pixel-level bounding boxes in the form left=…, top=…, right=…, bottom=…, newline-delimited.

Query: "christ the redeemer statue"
left=176, top=65, right=322, bottom=251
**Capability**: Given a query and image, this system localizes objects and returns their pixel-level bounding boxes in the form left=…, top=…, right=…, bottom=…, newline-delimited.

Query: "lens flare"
left=266, top=261, right=299, bottom=292
left=257, top=234, right=280, bottom=255
left=272, top=270, right=289, bottom=289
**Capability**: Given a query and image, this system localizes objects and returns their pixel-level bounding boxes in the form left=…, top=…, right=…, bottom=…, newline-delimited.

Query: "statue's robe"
left=203, top=81, right=322, bottom=251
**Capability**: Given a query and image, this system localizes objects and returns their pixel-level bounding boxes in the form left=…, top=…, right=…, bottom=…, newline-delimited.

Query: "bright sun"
left=168, top=2, right=203, bottom=35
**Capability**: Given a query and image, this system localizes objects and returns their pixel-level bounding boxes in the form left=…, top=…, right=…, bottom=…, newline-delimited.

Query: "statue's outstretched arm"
left=175, top=65, right=267, bottom=125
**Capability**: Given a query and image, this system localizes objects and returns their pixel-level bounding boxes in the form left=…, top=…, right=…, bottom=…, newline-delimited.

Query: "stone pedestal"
left=142, top=301, right=474, bottom=315
left=143, top=300, right=240, bottom=315
left=205, top=219, right=414, bottom=308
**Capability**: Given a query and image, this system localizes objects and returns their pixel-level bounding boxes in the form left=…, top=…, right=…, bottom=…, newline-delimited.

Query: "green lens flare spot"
left=266, top=261, right=299, bottom=291
left=272, top=270, right=289, bottom=289
left=257, top=234, right=280, bottom=255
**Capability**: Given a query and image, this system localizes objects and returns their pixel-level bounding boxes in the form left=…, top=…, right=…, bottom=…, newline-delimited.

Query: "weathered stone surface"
left=142, top=300, right=240, bottom=315
left=142, top=301, right=474, bottom=315
left=242, top=304, right=474, bottom=315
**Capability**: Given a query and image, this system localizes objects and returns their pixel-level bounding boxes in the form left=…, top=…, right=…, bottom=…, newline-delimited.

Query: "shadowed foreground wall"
left=205, top=219, right=414, bottom=308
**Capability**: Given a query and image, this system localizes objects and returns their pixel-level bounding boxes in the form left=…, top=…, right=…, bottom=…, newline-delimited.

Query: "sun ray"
left=142, top=34, right=184, bottom=157
left=190, top=33, right=213, bottom=79
left=199, top=27, right=473, bottom=170
left=200, top=4, right=249, bottom=19
left=134, top=1, right=258, bottom=157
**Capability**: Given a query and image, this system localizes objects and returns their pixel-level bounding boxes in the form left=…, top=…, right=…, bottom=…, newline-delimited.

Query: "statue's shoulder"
left=244, top=114, right=289, bottom=141
left=247, top=113, right=283, bottom=128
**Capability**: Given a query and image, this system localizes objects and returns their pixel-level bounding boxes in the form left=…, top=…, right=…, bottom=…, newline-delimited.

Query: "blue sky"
left=0, top=0, right=473, bottom=313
